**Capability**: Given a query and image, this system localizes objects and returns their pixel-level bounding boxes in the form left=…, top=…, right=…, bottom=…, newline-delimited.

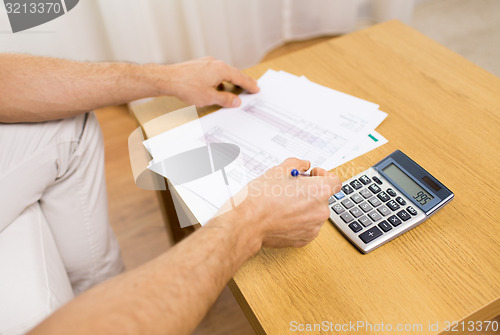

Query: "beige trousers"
left=0, top=112, right=124, bottom=334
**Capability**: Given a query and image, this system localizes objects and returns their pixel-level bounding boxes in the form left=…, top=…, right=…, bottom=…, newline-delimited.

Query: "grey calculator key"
left=396, top=196, right=406, bottom=206
left=397, top=210, right=411, bottom=221
left=360, top=189, right=372, bottom=199
left=377, top=191, right=390, bottom=202
left=359, top=175, right=371, bottom=185
left=349, top=207, right=363, bottom=218
left=341, top=199, right=354, bottom=209
left=388, top=215, right=402, bottom=226
left=386, top=188, right=397, bottom=197
left=332, top=204, right=344, bottom=214
left=350, top=193, right=364, bottom=204
left=359, top=201, right=372, bottom=213
left=368, top=197, right=382, bottom=207
left=328, top=196, right=336, bottom=205
left=349, top=221, right=363, bottom=233
left=359, top=226, right=383, bottom=244
left=342, top=184, right=354, bottom=195
left=378, top=220, right=392, bottom=232
left=368, top=183, right=382, bottom=194
left=368, top=210, right=382, bottom=222
left=350, top=179, right=363, bottom=190
left=407, top=206, right=418, bottom=216
left=340, top=212, right=354, bottom=223
left=387, top=200, right=400, bottom=211
left=358, top=215, right=372, bottom=227
left=377, top=205, right=391, bottom=216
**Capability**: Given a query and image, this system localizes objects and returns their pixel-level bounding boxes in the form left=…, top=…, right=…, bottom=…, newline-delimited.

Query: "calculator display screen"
left=382, top=163, right=434, bottom=206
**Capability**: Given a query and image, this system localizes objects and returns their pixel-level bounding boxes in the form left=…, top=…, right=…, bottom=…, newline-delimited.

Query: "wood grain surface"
left=228, top=20, right=500, bottom=335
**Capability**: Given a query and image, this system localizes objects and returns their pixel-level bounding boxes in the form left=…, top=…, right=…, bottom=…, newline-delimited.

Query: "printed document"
left=144, top=70, right=388, bottom=224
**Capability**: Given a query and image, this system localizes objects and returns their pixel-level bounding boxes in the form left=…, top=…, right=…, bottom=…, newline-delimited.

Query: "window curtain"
left=0, top=0, right=415, bottom=68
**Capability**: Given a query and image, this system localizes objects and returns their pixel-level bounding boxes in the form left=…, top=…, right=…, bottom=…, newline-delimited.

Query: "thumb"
left=212, top=91, right=241, bottom=107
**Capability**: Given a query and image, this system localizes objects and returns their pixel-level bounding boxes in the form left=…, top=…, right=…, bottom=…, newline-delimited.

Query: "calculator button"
left=358, top=215, right=372, bottom=227
left=360, top=189, right=373, bottom=199
left=368, top=210, right=382, bottom=222
left=359, top=202, right=372, bottom=213
left=377, top=191, right=390, bottom=202
left=388, top=215, right=402, bottom=227
left=359, top=175, right=371, bottom=185
left=378, top=220, right=392, bottom=232
left=386, top=200, right=400, bottom=211
left=332, top=204, right=344, bottom=214
left=342, top=184, right=354, bottom=195
left=372, top=176, right=383, bottom=185
left=350, top=193, right=364, bottom=204
left=368, top=184, right=382, bottom=194
left=348, top=221, right=363, bottom=233
left=386, top=188, right=397, bottom=197
left=396, top=196, right=406, bottom=206
left=359, top=226, right=383, bottom=244
left=406, top=206, right=418, bottom=216
left=368, top=197, right=382, bottom=207
left=341, top=199, right=354, bottom=209
left=396, top=210, right=411, bottom=221
left=328, top=196, right=336, bottom=205
left=377, top=205, right=391, bottom=216
left=334, top=191, right=345, bottom=200
left=340, top=212, right=354, bottom=223
left=349, top=207, right=363, bottom=218
left=349, top=179, right=363, bottom=190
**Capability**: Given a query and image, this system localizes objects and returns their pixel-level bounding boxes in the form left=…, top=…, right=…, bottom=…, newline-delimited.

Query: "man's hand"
left=232, top=158, right=342, bottom=249
left=157, top=57, right=260, bottom=108
left=0, top=54, right=259, bottom=122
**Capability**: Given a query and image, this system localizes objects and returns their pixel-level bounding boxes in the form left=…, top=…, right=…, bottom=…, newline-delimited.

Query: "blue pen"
left=291, top=169, right=309, bottom=177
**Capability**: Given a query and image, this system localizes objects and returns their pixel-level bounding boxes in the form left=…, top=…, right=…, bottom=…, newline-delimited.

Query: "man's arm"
left=0, top=54, right=259, bottom=123
left=29, top=158, right=341, bottom=335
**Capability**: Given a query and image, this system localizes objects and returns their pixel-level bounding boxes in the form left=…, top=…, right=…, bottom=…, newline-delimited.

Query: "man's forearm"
left=0, top=54, right=167, bottom=122
left=28, top=158, right=340, bottom=335
left=0, top=54, right=259, bottom=122
left=30, top=207, right=262, bottom=335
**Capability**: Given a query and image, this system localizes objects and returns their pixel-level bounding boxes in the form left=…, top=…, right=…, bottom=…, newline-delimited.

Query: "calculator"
left=329, top=150, right=454, bottom=254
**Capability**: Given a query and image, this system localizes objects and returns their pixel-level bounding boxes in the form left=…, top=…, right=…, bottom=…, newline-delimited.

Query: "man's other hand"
left=158, top=57, right=260, bottom=108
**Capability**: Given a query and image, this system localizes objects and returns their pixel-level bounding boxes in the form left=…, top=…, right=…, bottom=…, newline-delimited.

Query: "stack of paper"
left=144, top=69, right=388, bottom=225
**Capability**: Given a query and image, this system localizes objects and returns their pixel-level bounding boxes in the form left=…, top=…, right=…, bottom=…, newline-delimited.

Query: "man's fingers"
left=265, top=158, right=310, bottom=178
left=211, top=91, right=241, bottom=107
left=321, top=173, right=342, bottom=195
left=223, top=64, right=260, bottom=94
left=280, top=158, right=311, bottom=173
left=310, top=167, right=328, bottom=176
left=307, top=167, right=342, bottom=196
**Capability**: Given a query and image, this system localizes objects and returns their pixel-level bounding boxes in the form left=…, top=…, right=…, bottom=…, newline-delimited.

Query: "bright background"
left=0, top=0, right=417, bottom=68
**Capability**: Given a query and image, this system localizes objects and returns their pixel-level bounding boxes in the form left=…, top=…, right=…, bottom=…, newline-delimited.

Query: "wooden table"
left=132, top=21, right=500, bottom=334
